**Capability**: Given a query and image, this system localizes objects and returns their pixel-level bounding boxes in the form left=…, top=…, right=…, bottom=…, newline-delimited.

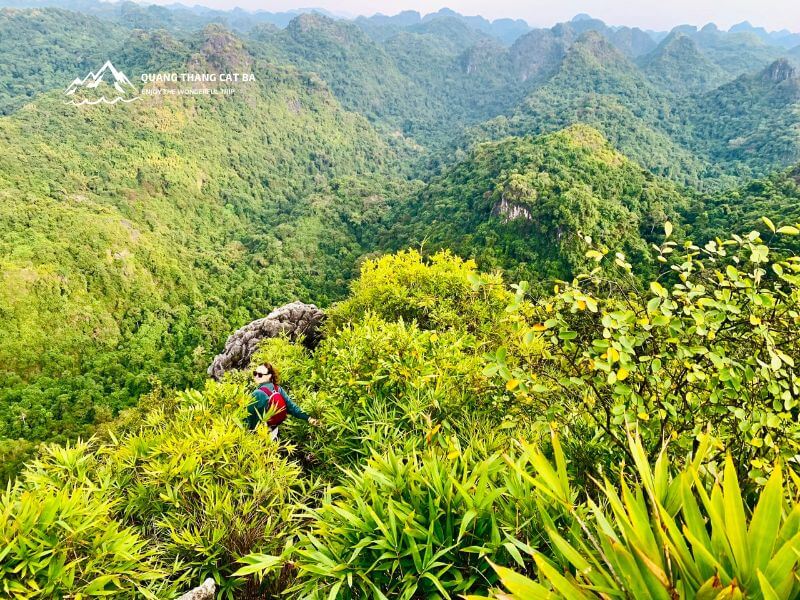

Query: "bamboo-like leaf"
left=232, top=553, right=281, bottom=577
left=533, top=553, right=591, bottom=600
left=757, top=570, right=780, bottom=600
left=490, top=563, right=554, bottom=598
left=747, top=464, right=782, bottom=572
left=762, top=531, right=800, bottom=591
left=550, top=429, right=570, bottom=499
left=721, top=456, right=749, bottom=578
left=458, top=510, right=478, bottom=542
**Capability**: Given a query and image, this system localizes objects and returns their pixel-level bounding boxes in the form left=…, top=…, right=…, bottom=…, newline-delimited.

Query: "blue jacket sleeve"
left=280, top=387, right=309, bottom=421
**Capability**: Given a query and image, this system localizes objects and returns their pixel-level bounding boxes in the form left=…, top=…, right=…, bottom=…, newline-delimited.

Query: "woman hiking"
left=248, top=362, right=320, bottom=440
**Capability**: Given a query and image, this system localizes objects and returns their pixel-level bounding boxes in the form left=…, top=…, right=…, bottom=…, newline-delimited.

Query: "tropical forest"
left=1, top=0, right=800, bottom=597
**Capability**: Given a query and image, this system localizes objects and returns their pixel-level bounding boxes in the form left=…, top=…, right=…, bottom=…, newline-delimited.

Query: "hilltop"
left=382, top=125, right=686, bottom=283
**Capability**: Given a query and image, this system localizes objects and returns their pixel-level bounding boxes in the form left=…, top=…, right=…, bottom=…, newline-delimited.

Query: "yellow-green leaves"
left=295, top=446, right=548, bottom=599
left=650, top=281, right=668, bottom=297
left=481, top=432, right=800, bottom=600
left=499, top=227, right=800, bottom=486
left=776, top=225, right=800, bottom=235
left=750, top=244, right=769, bottom=263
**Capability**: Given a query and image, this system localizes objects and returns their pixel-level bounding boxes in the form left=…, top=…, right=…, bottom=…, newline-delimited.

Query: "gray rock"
left=177, top=578, right=215, bottom=600
left=207, top=301, right=326, bottom=380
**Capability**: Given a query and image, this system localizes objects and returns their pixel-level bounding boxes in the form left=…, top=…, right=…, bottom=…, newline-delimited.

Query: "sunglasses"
left=253, top=370, right=271, bottom=377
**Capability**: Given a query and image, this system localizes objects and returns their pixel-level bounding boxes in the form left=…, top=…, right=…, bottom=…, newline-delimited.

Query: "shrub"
left=492, top=227, right=800, bottom=482
left=291, top=442, right=554, bottom=599
left=1, top=444, right=173, bottom=598
left=326, top=249, right=512, bottom=338
left=472, top=431, right=800, bottom=599
left=255, top=315, right=510, bottom=472
left=1, top=382, right=317, bottom=599
left=106, top=386, right=316, bottom=598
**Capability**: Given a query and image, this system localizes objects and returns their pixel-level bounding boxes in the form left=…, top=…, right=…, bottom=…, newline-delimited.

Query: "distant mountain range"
left=1, top=0, right=798, bottom=50
left=3, top=1, right=798, bottom=180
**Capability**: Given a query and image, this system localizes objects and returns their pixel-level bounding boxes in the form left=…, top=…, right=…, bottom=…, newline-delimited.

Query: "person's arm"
left=246, top=388, right=269, bottom=429
left=279, top=387, right=310, bottom=421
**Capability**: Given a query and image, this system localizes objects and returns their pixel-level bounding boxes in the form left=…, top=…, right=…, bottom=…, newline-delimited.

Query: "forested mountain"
left=383, top=125, right=686, bottom=284
left=3, top=2, right=799, bottom=183
left=1, top=0, right=799, bottom=464
left=684, top=59, right=800, bottom=173
left=0, top=0, right=342, bottom=31
left=0, top=23, right=414, bottom=470
left=247, top=14, right=425, bottom=131
left=474, top=32, right=716, bottom=185
left=246, top=12, right=525, bottom=160
left=689, top=163, right=800, bottom=248
left=2, top=2, right=800, bottom=597
left=0, top=8, right=127, bottom=113
left=730, top=20, right=800, bottom=48
left=639, top=32, right=728, bottom=94
left=674, top=23, right=785, bottom=76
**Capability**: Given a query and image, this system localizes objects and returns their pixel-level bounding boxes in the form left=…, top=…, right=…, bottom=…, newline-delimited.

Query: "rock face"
left=207, top=301, right=326, bottom=380
left=177, top=578, right=215, bottom=600
left=761, top=58, right=796, bottom=83
left=492, top=196, right=533, bottom=223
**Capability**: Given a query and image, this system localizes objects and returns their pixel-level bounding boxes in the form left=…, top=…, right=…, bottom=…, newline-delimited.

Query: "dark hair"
left=258, top=362, right=280, bottom=385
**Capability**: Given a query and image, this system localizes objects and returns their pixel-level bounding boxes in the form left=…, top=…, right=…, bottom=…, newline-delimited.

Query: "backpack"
left=258, top=384, right=287, bottom=427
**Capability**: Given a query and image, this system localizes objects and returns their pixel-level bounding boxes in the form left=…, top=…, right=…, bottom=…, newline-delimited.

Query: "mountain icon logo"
left=64, top=61, right=140, bottom=106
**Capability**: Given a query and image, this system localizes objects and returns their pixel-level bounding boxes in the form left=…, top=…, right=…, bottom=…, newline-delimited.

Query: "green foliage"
left=689, top=165, right=800, bottom=255
left=0, top=24, right=412, bottom=463
left=249, top=251, right=530, bottom=472
left=104, top=386, right=315, bottom=596
left=639, top=32, right=728, bottom=94
left=292, top=444, right=545, bottom=599
left=385, top=127, right=686, bottom=286
left=247, top=14, right=426, bottom=137
left=246, top=13, right=525, bottom=158
left=0, top=480, right=170, bottom=598
left=471, top=32, right=718, bottom=187
left=473, top=431, right=800, bottom=599
left=327, top=249, right=512, bottom=334
left=469, top=31, right=797, bottom=187
left=3, top=5, right=800, bottom=595
left=684, top=60, right=800, bottom=176
left=255, top=315, right=500, bottom=473
left=5, top=237, right=800, bottom=596
left=1, top=382, right=314, bottom=598
left=0, top=8, right=126, bottom=114
left=493, top=227, right=800, bottom=483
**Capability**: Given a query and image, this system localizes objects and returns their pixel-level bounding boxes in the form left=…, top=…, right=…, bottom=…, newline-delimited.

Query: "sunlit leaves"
left=476, top=432, right=800, bottom=600
left=497, top=228, right=800, bottom=480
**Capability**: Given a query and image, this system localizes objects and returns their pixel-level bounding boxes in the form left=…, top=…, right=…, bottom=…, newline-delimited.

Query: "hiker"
left=248, top=362, right=320, bottom=440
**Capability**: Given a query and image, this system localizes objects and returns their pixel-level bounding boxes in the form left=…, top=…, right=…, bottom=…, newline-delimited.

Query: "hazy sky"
left=155, top=0, right=800, bottom=32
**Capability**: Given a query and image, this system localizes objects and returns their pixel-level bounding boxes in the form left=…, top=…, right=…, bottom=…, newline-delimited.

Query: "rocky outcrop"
left=207, top=301, right=326, bottom=380
left=761, top=59, right=796, bottom=83
left=492, top=196, right=533, bottom=222
left=177, top=578, right=215, bottom=600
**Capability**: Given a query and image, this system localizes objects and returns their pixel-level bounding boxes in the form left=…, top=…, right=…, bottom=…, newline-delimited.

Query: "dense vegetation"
left=3, top=246, right=800, bottom=597
left=4, top=5, right=798, bottom=180
left=0, top=24, right=415, bottom=475
left=1, top=2, right=800, bottom=597
left=383, top=125, right=686, bottom=285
